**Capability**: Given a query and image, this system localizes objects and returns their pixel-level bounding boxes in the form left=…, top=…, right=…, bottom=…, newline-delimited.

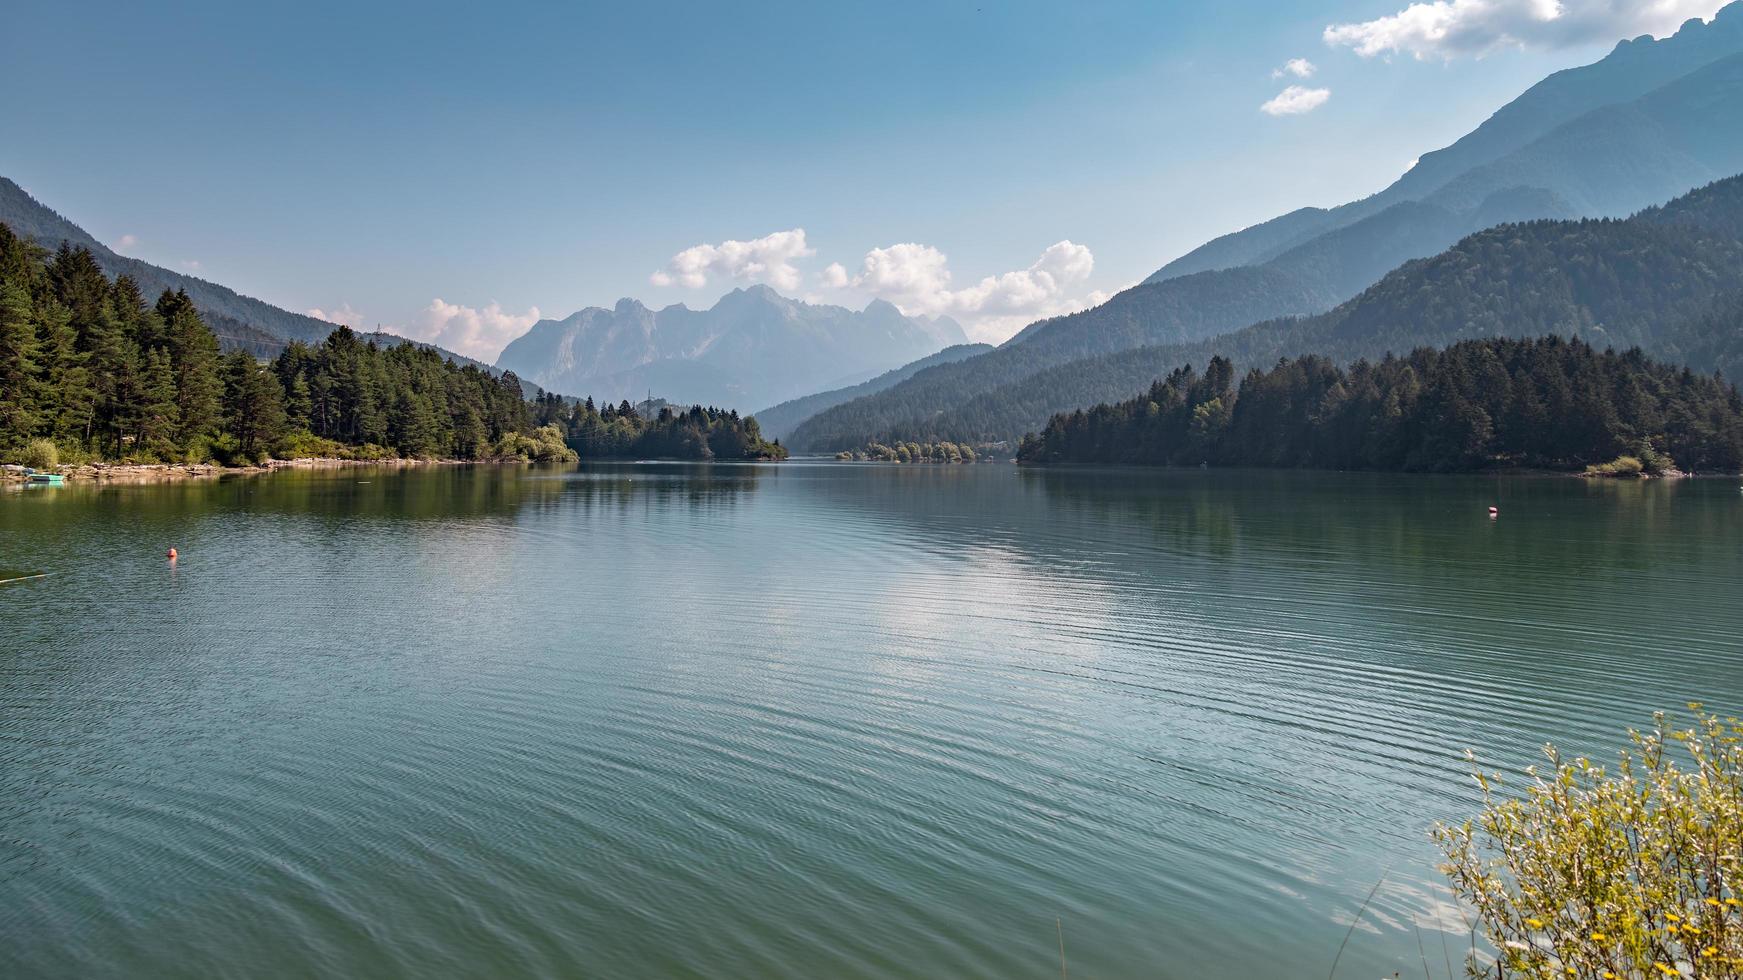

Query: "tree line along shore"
left=1015, top=339, right=1743, bottom=476
left=10, top=218, right=1743, bottom=481
left=0, top=224, right=784, bottom=475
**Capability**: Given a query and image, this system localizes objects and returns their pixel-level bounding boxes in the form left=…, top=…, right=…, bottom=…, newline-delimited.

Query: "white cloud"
left=399, top=299, right=543, bottom=361
left=845, top=239, right=1099, bottom=341
left=1272, top=57, right=1318, bottom=78
left=180, top=259, right=202, bottom=271
left=117, top=234, right=139, bottom=250
left=1324, top=0, right=1726, bottom=60
left=647, top=229, right=1108, bottom=341
left=650, top=228, right=814, bottom=291
left=1261, top=85, right=1332, bottom=115
left=818, top=261, right=850, bottom=288
left=306, top=303, right=366, bottom=328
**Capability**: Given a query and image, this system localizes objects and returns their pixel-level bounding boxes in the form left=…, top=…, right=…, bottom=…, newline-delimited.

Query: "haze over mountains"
left=8, top=3, right=1743, bottom=442
left=3, top=177, right=976, bottom=411
left=495, top=285, right=966, bottom=412
left=752, top=342, right=993, bottom=441
left=803, top=176, right=1743, bottom=450
left=785, top=5, right=1743, bottom=452
left=1151, top=4, right=1743, bottom=284
left=0, top=176, right=513, bottom=374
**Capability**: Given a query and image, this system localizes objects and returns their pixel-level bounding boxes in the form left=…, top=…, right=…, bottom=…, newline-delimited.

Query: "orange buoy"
left=167, top=547, right=178, bottom=559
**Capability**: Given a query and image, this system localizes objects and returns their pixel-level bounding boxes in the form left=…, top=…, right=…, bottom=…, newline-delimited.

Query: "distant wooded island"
left=835, top=441, right=980, bottom=464
left=1015, top=338, right=1743, bottom=475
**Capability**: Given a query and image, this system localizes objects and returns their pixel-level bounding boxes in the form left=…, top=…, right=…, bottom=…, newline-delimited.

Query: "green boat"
left=25, top=471, right=65, bottom=485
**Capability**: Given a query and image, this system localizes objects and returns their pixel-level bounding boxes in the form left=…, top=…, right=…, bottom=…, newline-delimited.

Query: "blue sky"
left=3, top=0, right=1727, bottom=355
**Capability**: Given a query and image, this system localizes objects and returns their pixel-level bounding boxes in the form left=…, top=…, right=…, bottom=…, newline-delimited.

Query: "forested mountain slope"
left=795, top=176, right=1743, bottom=450
left=788, top=42, right=1743, bottom=451
left=2, top=178, right=355, bottom=353
left=752, top=342, right=992, bottom=441
left=1419, top=52, right=1743, bottom=216
left=1016, top=338, right=1743, bottom=474
left=786, top=266, right=1336, bottom=450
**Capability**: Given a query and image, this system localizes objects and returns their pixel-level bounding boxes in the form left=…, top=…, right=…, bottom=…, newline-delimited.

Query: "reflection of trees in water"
left=800, top=463, right=1738, bottom=677
left=561, top=462, right=766, bottom=517
left=1017, top=467, right=1243, bottom=559
left=8, top=462, right=768, bottom=531
left=1017, top=466, right=1715, bottom=583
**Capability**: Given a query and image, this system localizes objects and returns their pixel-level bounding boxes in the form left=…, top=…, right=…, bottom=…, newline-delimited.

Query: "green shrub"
left=272, top=430, right=350, bottom=460
left=1584, top=455, right=1645, bottom=478
left=343, top=443, right=398, bottom=461
left=1436, top=708, right=1743, bottom=977
left=176, top=436, right=216, bottom=465
left=54, top=441, right=96, bottom=466
left=204, top=432, right=255, bottom=467
left=1637, top=441, right=1678, bottom=475
left=16, top=438, right=59, bottom=470
left=493, top=425, right=578, bottom=463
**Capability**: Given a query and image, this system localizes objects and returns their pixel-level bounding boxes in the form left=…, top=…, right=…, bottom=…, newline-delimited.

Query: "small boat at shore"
left=24, top=470, right=65, bottom=485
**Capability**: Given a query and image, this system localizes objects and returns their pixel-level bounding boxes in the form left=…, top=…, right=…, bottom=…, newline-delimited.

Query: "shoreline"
left=3, top=454, right=789, bottom=484
left=8, top=458, right=1730, bottom=485
left=1010, top=461, right=1730, bottom=478
left=2, top=456, right=482, bottom=485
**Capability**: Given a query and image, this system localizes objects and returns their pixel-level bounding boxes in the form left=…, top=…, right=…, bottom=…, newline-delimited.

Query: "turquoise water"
left=2, top=463, right=1740, bottom=978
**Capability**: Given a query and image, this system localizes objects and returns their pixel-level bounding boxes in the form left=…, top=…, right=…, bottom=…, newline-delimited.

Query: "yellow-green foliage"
left=1585, top=455, right=1647, bottom=478
left=17, top=437, right=59, bottom=469
left=1436, top=708, right=1743, bottom=978
left=494, top=424, right=578, bottom=462
left=850, top=440, right=977, bottom=463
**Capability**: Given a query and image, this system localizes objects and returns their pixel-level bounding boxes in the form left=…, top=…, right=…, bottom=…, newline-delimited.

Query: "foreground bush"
left=1584, top=455, right=1647, bottom=478
left=270, top=431, right=392, bottom=461
left=17, top=438, right=59, bottom=469
left=495, top=424, right=578, bottom=462
left=1436, top=708, right=1743, bottom=977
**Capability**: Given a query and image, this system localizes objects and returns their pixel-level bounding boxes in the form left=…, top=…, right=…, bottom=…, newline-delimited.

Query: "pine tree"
left=0, top=279, right=42, bottom=446
left=282, top=372, right=312, bottom=432
left=34, top=300, right=95, bottom=445
left=137, top=347, right=179, bottom=459
left=160, top=290, right=222, bottom=452
left=90, top=329, right=142, bottom=458
left=222, top=350, right=286, bottom=459
left=388, top=386, right=439, bottom=458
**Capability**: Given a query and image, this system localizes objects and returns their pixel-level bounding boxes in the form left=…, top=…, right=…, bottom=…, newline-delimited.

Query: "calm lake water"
left=2, top=462, right=1740, bottom=978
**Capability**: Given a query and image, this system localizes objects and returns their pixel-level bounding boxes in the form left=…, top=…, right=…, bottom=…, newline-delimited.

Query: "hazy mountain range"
left=495, top=285, right=966, bottom=412
left=752, top=342, right=993, bottom=441
left=9, top=1, right=1743, bottom=438
left=795, top=175, right=1743, bottom=449
left=1150, top=2, right=1743, bottom=283
left=2, top=177, right=973, bottom=410
left=785, top=5, right=1743, bottom=451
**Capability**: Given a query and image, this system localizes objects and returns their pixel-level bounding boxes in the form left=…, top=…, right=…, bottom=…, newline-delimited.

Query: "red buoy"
left=167, top=547, right=178, bottom=559
left=1488, top=506, right=1499, bottom=517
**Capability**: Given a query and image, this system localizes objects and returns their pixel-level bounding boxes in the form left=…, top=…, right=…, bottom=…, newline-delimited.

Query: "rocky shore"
left=2, top=456, right=473, bottom=484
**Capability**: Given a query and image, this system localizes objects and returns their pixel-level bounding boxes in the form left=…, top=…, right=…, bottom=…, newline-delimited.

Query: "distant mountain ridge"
left=786, top=18, right=1743, bottom=451
left=3, top=179, right=328, bottom=350
left=0, top=176, right=507, bottom=374
left=1148, top=2, right=1743, bottom=282
left=752, top=342, right=993, bottom=441
left=796, top=175, right=1743, bottom=450
left=495, top=285, right=967, bottom=412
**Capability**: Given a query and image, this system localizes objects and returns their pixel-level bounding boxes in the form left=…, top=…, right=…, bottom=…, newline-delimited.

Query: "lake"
left=3, top=462, right=1740, bottom=978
